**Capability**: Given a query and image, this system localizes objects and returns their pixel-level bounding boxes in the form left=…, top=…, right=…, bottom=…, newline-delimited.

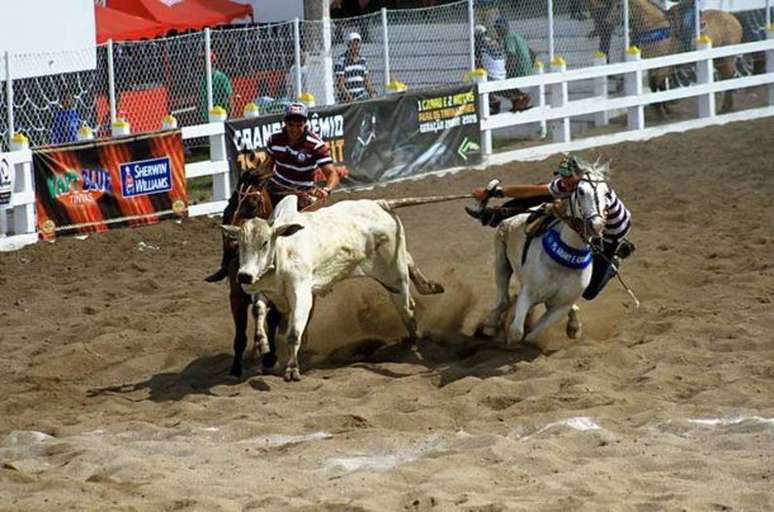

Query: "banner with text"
left=33, top=131, right=188, bottom=240
left=226, top=84, right=481, bottom=187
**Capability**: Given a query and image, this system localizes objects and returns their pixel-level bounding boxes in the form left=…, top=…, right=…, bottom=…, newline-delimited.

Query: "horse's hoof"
left=566, top=324, right=582, bottom=339
left=261, top=352, right=278, bottom=370
left=229, top=365, right=242, bottom=380
left=284, top=368, right=301, bottom=382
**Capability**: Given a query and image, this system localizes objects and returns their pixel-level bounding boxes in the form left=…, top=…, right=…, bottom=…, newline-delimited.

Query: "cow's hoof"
left=284, top=367, right=301, bottom=382
left=474, top=323, right=497, bottom=339
left=229, top=364, right=243, bottom=380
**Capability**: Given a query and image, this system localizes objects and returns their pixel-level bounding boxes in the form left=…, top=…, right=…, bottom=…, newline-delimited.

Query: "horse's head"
left=233, top=182, right=273, bottom=226
left=568, top=158, right=611, bottom=240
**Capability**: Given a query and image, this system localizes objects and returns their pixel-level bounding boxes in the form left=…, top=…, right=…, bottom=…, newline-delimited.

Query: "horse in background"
left=586, top=0, right=742, bottom=113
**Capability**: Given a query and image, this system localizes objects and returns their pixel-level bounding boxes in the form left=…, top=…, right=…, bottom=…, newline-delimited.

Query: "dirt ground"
left=1, top=116, right=773, bottom=512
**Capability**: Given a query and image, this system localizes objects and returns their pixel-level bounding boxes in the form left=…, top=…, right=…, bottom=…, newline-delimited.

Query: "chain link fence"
left=1, top=0, right=769, bottom=150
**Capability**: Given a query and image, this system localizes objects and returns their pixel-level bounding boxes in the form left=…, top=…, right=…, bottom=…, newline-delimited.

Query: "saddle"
left=521, top=211, right=560, bottom=266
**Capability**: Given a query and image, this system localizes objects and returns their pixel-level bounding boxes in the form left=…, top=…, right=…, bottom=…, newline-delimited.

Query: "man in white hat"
left=334, top=31, right=378, bottom=103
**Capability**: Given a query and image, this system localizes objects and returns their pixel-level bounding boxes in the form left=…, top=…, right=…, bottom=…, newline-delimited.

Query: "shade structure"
left=95, top=5, right=172, bottom=43
left=193, top=0, right=253, bottom=22
left=108, top=0, right=229, bottom=32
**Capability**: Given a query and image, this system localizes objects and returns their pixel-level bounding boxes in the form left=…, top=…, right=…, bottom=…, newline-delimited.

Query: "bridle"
left=234, top=182, right=272, bottom=225
left=567, top=172, right=609, bottom=243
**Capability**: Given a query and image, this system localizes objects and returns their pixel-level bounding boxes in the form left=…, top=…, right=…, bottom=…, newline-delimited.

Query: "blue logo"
left=541, top=229, right=593, bottom=269
left=120, top=157, right=172, bottom=198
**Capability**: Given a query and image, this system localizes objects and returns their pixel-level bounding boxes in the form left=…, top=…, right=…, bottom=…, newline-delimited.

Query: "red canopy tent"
left=194, top=0, right=253, bottom=22
left=108, top=0, right=229, bottom=32
left=95, top=5, right=172, bottom=43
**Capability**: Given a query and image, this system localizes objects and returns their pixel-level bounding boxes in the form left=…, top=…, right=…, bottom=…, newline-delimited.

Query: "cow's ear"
left=221, top=225, right=241, bottom=240
left=273, top=223, right=304, bottom=238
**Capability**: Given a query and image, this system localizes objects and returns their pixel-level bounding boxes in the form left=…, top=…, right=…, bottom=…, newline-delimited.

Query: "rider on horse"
left=205, top=102, right=340, bottom=283
left=466, top=153, right=635, bottom=300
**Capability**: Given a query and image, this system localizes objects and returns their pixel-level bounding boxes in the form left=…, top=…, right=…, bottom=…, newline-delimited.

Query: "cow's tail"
left=378, top=194, right=472, bottom=211
left=380, top=202, right=446, bottom=296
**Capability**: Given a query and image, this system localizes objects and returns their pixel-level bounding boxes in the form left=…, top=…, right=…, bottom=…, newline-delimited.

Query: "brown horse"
left=587, top=0, right=742, bottom=113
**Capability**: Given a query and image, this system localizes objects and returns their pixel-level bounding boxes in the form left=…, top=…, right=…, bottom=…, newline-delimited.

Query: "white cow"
left=222, top=194, right=448, bottom=382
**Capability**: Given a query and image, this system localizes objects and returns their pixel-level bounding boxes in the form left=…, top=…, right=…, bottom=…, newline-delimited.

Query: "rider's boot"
left=204, top=239, right=237, bottom=283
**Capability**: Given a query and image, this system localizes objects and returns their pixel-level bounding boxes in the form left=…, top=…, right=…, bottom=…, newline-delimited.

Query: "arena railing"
left=476, top=33, right=774, bottom=156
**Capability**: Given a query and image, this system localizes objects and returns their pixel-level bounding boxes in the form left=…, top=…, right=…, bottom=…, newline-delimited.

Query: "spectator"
left=51, top=94, right=80, bottom=145
left=494, top=17, right=533, bottom=112
left=474, top=25, right=507, bottom=114
left=200, top=50, right=233, bottom=121
left=285, top=49, right=309, bottom=100
left=334, top=32, right=378, bottom=103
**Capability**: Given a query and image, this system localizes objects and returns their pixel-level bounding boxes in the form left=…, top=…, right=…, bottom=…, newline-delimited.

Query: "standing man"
left=494, top=17, right=533, bottom=112
left=334, top=32, right=378, bottom=104
left=201, top=50, right=233, bottom=122
left=205, top=103, right=340, bottom=283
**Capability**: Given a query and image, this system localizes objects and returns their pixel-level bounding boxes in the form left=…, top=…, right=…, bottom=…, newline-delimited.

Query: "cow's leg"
left=284, top=285, right=314, bottom=382
left=251, top=293, right=270, bottom=360
left=407, top=253, right=444, bottom=295
left=389, top=278, right=420, bottom=342
left=566, top=304, right=582, bottom=339
left=524, top=303, right=573, bottom=344
left=263, top=305, right=281, bottom=372
left=476, top=232, right=513, bottom=338
left=229, top=288, right=250, bottom=378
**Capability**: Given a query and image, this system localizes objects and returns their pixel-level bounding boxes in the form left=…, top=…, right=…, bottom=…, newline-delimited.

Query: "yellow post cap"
left=112, top=118, right=130, bottom=128
left=78, top=124, right=94, bottom=137
left=626, top=46, right=641, bottom=56
left=594, top=51, right=606, bottom=59
left=243, top=102, right=259, bottom=113
left=533, top=59, right=544, bottom=70
left=11, top=132, right=28, bottom=145
left=298, top=91, right=316, bottom=102
left=209, top=105, right=227, bottom=116
left=162, top=114, right=177, bottom=124
left=697, top=34, right=712, bottom=45
left=386, top=80, right=407, bottom=91
left=551, top=55, right=566, bottom=67
left=466, top=68, right=487, bottom=80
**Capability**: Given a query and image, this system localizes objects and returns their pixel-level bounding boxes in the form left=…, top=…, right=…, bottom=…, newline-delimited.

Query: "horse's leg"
left=476, top=230, right=514, bottom=338
left=229, top=286, right=250, bottom=378
left=251, top=293, right=270, bottom=359
left=566, top=304, right=582, bottom=339
left=506, top=289, right=533, bottom=345
left=262, top=305, right=281, bottom=373
left=524, top=303, right=574, bottom=344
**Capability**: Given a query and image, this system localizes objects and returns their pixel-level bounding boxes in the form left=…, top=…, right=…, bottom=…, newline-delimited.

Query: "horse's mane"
left=576, top=156, right=611, bottom=181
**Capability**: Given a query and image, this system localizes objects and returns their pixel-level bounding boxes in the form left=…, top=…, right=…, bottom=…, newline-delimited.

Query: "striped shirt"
left=266, top=128, right=332, bottom=190
left=334, top=51, right=370, bottom=100
left=548, top=177, right=632, bottom=244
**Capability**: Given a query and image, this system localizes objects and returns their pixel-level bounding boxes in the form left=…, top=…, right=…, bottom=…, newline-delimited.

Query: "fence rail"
left=1, top=0, right=772, bottom=149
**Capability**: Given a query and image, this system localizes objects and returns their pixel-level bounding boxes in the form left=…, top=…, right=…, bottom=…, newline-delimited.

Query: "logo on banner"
left=457, top=137, right=480, bottom=161
left=120, top=157, right=172, bottom=198
left=0, top=157, right=12, bottom=206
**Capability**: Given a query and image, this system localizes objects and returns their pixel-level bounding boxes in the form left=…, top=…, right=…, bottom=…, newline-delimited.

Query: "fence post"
left=208, top=106, right=230, bottom=203
left=381, top=8, right=391, bottom=87
left=767, top=0, right=771, bottom=30
left=624, top=46, right=644, bottom=131
left=4, top=52, right=14, bottom=151
left=10, top=133, right=34, bottom=236
left=696, top=35, right=715, bottom=118
left=204, top=28, right=214, bottom=113
left=107, top=39, right=117, bottom=123
left=467, top=0, right=475, bottom=71
left=694, top=0, right=701, bottom=42
left=549, top=56, right=569, bottom=143
left=768, top=27, right=774, bottom=106
left=471, top=69, right=491, bottom=156
left=593, top=51, right=609, bottom=127
left=293, top=18, right=303, bottom=100
left=534, top=60, right=547, bottom=138
left=548, top=0, right=555, bottom=62
left=322, top=15, right=335, bottom=105
left=623, top=0, right=630, bottom=53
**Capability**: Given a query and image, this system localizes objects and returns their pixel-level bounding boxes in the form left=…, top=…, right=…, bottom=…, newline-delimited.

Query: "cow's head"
left=221, top=218, right=304, bottom=290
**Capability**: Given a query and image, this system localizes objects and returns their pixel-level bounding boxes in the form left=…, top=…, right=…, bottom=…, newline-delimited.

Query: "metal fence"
left=1, top=0, right=771, bottom=149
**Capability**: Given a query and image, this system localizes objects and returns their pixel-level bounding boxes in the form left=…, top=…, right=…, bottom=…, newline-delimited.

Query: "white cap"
left=474, top=24, right=487, bottom=35
left=348, top=32, right=362, bottom=43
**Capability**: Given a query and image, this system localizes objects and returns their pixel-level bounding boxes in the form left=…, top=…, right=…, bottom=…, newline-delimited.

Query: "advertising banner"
left=32, top=131, right=188, bottom=240
left=226, top=84, right=481, bottom=187
left=0, top=155, right=12, bottom=207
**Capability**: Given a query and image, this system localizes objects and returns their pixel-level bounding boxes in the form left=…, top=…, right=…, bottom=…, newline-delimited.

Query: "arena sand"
left=1, top=117, right=772, bottom=511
